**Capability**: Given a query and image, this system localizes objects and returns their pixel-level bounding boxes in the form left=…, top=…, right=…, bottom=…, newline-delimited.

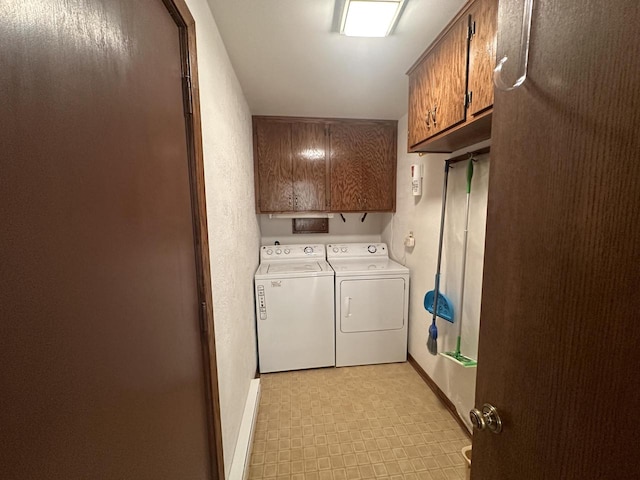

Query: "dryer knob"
left=266, top=249, right=273, bottom=255
left=368, top=245, right=377, bottom=253
left=341, top=247, right=347, bottom=253
left=333, top=247, right=339, bottom=253
left=284, top=249, right=290, bottom=254
left=275, top=249, right=282, bottom=255
left=304, top=246, right=313, bottom=254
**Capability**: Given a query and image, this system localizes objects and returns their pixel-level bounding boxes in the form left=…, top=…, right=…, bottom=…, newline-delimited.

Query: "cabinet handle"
left=432, top=105, right=438, bottom=126
left=425, top=110, right=431, bottom=127
left=288, top=194, right=292, bottom=207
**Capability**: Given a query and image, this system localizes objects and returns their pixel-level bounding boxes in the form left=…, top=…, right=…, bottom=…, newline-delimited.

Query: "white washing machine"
left=327, top=243, right=409, bottom=367
left=254, top=244, right=335, bottom=373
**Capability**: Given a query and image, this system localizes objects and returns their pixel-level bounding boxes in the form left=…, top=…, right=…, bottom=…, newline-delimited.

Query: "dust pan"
left=424, top=291, right=454, bottom=322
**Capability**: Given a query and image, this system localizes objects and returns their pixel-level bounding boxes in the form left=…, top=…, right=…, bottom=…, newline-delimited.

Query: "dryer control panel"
left=260, top=244, right=326, bottom=261
left=327, top=243, right=388, bottom=259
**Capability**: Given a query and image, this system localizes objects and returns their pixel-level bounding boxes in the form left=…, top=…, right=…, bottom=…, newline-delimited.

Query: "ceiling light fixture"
left=339, top=0, right=406, bottom=37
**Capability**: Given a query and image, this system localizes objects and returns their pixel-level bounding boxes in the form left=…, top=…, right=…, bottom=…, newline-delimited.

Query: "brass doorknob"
left=470, top=403, right=502, bottom=434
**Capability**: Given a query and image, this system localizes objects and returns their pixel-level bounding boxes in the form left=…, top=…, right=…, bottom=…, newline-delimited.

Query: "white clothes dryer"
left=327, top=243, right=409, bottom=367
left=254, top=244, right=335, bottom=373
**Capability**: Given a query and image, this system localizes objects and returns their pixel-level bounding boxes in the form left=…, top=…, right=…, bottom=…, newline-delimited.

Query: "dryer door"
left=339, top=278, right=405, bottom=332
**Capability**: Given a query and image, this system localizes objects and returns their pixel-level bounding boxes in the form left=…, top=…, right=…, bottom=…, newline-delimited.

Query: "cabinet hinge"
left=464, top=91, right=473, bottom=108
left=182, top=75, right=193, bottom=115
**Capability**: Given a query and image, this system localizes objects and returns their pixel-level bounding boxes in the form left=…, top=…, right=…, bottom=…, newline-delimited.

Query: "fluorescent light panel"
left=340, top=0, right=404, bottom=37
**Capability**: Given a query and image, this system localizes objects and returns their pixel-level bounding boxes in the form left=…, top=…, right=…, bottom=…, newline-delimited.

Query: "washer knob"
left=275, top=249, right=282, bottom=254
left=284, top=249, right=290, bottom=254
left=341, top=247, right=347, bottom=253
left=266, top=249, right=273, bottom=255
left=304, top=246, right=313, bottom=254
left=368, top=245, right=377, bottom=253
left=333, top=247, right=339, bottom=253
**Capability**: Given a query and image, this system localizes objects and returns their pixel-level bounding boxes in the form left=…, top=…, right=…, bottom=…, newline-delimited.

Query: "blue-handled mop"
left=426, top=161, right=454, bottom=355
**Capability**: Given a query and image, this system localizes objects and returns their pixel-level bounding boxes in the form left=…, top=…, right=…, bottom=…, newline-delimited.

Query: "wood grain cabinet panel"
left=329, top=121, right=397, bottom=212
left=292, top=122, right=328, bottom=211
left=468, top=0, right=498, bottom=116
left=254, top=119, right=293, bottom=212
left=427, top=15, right=469, bottom=138
left=407, top=0, right=498, bottom=153
left=253, top=117, right=397, bottom=214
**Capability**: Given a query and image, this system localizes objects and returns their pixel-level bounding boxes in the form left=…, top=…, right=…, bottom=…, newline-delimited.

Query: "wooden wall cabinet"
left=254, top=118, right=329, bottom=213
left=407, top=0, right=497, bottom=153
left=329, top=121, right=397, bottom=212
left=253, top=117, right=397, bottom=214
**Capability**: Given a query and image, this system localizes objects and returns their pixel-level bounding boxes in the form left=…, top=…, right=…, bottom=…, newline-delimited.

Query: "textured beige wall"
left=382, top=114, right=490, bottom=431
left=185, top=0, right=261, bottom=476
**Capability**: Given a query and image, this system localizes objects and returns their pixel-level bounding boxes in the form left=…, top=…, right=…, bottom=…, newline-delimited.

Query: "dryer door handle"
left=344, top=296, right=352, bottom=318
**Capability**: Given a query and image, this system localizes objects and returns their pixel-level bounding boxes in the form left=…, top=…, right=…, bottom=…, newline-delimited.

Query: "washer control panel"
left=256, top=284, right=267, bottom=320
left=260, top=244, right=326, bottom=261
left=327, top=243, right=388, bottom=259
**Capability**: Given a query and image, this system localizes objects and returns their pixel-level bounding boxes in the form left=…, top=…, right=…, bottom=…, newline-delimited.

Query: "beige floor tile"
left=249, top=364, right=471, bottom=480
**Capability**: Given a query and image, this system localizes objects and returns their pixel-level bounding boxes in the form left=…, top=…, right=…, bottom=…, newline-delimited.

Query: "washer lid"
left=267, top=262, right=322, bottom=274
left=329, top=258, right=409, bottom=276
left=255, top=260, right=334, bottom=278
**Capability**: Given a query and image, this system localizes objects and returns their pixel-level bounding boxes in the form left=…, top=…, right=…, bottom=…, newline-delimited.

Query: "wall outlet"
left=404, top=232, right=415, bottom=248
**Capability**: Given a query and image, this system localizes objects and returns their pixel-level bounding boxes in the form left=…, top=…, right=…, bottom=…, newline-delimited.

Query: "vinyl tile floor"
left=249, top=362, right=471, bottom=480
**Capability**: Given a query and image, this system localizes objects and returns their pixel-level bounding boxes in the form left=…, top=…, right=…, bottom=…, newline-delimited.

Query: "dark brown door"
left=472, top=0, right=640, bottom=478
left=1, top=1, right=215, bottom=478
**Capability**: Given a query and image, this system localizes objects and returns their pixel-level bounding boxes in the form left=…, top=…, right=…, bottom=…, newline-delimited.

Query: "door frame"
left=162, top=1, right=225, bottom=478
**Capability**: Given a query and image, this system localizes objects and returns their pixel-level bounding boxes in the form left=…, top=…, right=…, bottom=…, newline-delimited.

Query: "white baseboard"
left=229, top=378, right=261, bottom=480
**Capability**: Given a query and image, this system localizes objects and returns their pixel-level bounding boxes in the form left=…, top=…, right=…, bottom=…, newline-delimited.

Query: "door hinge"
left=200, top=301, right=209, bottom=334
left=464, top=91, right=473, bottom=108
left=182, top=74, right=193, bottom=115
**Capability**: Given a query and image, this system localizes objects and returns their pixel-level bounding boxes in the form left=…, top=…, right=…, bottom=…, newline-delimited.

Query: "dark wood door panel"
left=473, top=0, right=640, bottom=478
left=468, top=0, right=497, bottom=116
left=0, top=0, right=211, bottom=478
left=292, top=122, right=327, bottom=211
left=255, top=120, right=293, bottom=212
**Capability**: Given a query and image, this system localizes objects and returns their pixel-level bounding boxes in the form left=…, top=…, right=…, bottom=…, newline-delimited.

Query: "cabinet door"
left=329, top=123, right=365, bottom=211
left=330, top=122, right=397, bottom=212
left=468, top=0, right=498, bottom=116
left=407, top=56, right=432, bottom=148
left=427, top=15, right=469, bottom=137
left=292, top=122, right=328, bottom=211
left=255, top=120, right=292, bottom=212
left=363, top=123, right=396, bottom=211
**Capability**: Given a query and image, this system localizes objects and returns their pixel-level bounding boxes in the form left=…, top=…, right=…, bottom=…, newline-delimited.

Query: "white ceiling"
left=206, top=0, right=466, bottom=120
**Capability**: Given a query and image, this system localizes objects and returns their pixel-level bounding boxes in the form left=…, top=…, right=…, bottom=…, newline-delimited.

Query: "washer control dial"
left=284, top=249, right=290, bottom=254
left=304, top=246, right=313, bottom=254
left=332, top=247, right=339, bottom=253
left=275, top=249, right=282, bottom=255
left=341, top=247, right=347, bottom=253
left=368, top=245, right=377, bottom=254
left=266, top=249, right=273, bottom=255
